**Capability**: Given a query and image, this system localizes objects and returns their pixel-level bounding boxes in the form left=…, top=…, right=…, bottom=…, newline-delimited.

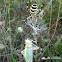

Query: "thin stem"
left=48, top=0, right=52, bottom=37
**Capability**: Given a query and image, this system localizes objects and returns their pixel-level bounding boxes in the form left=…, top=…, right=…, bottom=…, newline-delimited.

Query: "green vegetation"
left=0, top=0, right=62, bottom=62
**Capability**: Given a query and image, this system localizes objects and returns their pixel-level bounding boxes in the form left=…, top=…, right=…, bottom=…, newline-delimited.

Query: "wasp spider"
left=24, top=2, right=44, bottom=22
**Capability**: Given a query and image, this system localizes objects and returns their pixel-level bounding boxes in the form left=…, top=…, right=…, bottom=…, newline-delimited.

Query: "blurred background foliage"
left=0, top=0, right=62, bottom=62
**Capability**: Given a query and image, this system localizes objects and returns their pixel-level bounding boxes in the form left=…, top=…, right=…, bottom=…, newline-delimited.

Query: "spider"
left=24, top=1, right=48, bottom=25
left=24, top=2, right=43, bottom=23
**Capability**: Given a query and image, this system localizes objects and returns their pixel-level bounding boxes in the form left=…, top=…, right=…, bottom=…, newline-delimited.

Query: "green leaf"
left=43, top=39, right=49, bottom=42
left=51, top=56, right=62, bottom=60
left=10, top=18, right=16, bottom=23
left=13, top=57, right=17, bottom=62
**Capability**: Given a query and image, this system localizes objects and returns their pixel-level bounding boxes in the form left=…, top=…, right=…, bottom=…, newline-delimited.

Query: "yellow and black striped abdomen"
left=30, top=4, right=38, bottom=14
left=27, top=2, right=43, bottom=15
